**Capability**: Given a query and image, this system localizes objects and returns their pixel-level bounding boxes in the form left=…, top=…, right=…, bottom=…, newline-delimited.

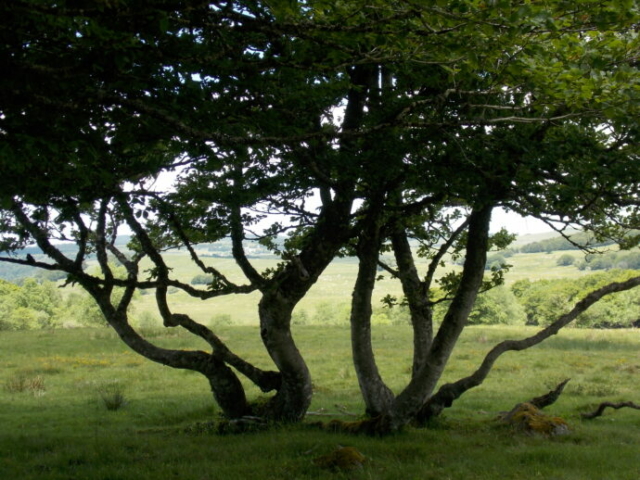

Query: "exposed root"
left=498, top=380, right=572, bottom=437
left=581, top=401, right=640, bottom=420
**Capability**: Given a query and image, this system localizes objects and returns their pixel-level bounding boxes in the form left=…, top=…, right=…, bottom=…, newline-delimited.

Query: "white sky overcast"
left=491, top=208, right=552, bottom=235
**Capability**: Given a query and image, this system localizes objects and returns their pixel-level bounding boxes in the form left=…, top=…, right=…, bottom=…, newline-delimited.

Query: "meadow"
left=2, top=324, right=640, bottom=479
left=3, top=241, right=640, bottom=479
left=129, top=240, right=596, bottom=327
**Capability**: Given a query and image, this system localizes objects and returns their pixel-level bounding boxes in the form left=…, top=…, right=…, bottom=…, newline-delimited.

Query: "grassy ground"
left=2, top=325, right=640, bottom=479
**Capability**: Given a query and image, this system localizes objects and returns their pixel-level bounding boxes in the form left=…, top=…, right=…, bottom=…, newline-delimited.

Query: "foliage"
left=467, top=286, right=527, bottom=326
left=512, top=270, right=640, bottom=328
left=1, top=0, right=640, bottom=428
left=585, top=251, right=640, bottom=271
left=520, top=232, right=617, bottom=253
left=190, top=274, right=213, bottom=286
left=556, top=254, right=576, bottom=267
left=0, top=278, right=62, bottom=330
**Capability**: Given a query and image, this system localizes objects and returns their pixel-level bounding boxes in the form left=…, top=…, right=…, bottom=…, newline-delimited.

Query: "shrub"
left=467, top=286, right=526, bottom=325
left=191, top=274, right=213, bottom=285
left=98, top=382, right=127, bottom=411
left=556, top=254, right=575, bottom=266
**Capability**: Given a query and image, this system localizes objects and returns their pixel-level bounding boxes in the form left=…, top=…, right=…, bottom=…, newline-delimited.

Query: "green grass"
left=2, top=326, right=640, bottom=479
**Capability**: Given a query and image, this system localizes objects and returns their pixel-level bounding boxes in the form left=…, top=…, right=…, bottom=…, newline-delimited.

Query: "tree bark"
left=390, top=228, right=433, bottom=378
left=582, top=401, right=640, bottom=420
left=92, top=292, right=253, bottom=418
left=257, top=195, right=356, bottom=421
left=258, top=295, right=313, bottom=421
left=389, top=205, right=493, bottom=430
left=350, top=203, right=395, bottom=416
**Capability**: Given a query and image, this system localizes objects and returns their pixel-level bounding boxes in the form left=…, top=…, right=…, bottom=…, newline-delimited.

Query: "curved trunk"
left=92, top=294, right=251, bottom=418
left=350, top=205, right=395, bottom=416
left=258, top=295, right=313, bottom=421
left=390, top=228, right=433, bottom=377
left=257, top=195, right=356, bottom=421
left=388, top=205, right=493, bottom=430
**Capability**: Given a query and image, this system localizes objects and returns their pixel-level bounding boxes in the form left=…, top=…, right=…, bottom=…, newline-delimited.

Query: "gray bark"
left=350, top=202, right=395, bottom=416
left=388, top=205, right=493, bottom=430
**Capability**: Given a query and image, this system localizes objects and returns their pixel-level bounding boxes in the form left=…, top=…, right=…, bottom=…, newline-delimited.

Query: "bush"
left=485, top=254, right=507, bottom=271
left=556, top=254, right=575, bottom=266
left=191, top=274, right=213, bottom=285
left=467, top=286, right=526, bottom=325
left=512, top=270, right=640, bottom=328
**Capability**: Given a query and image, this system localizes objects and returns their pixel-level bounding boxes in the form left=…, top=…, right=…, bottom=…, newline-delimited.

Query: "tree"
left=2, top=0, right=640, bottom=431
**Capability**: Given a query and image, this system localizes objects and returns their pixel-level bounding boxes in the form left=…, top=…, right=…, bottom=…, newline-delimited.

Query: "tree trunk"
left=417, top=274, right=640, bottom=424
left=350, top=204, right=395, bottom=416
left=390, top=228, right=433, bottom=377
left=258, top=295, right=313, bottom=421
left=92, top=293, right=252, bottom=418
left=388, top=205, right=493, bottom=430
left=257, top=195, right=356, bottom=421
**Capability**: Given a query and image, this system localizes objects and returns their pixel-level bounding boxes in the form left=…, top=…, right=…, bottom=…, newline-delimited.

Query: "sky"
left=490, top=208, right=552, bottom=235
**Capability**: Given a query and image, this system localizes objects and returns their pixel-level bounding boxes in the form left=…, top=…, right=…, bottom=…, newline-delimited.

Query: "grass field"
left=2, top=325, right=640, bottom=479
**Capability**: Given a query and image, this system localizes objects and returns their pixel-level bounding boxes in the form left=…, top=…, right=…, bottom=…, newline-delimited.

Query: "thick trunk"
left=255, top=195, right=355, bottom=421
left=350, top=207, right=395, bottom=416
left=258, top=295, right=313, bottom=421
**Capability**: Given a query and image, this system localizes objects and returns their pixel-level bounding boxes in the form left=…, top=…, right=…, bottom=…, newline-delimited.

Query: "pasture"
left=128, top=245, right=595, bottom=326
left=2, top=325, right=640, bottom=479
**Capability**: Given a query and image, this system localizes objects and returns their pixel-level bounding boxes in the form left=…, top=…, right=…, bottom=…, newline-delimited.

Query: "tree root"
left=581, top=401, right=640, bottom=420
left=500, top=402, right=571, bottom=437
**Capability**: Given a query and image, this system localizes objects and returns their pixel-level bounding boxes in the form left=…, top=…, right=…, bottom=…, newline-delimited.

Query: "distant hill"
left=518, top=231, right=615, bottom=253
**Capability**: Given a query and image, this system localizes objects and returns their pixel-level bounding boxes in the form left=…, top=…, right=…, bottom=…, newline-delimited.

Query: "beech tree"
left=1, top=0, right=640, bottom=430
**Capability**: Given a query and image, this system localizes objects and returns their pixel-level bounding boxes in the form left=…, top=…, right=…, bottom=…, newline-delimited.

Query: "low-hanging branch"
left=419, top=274, right=640, bottom=421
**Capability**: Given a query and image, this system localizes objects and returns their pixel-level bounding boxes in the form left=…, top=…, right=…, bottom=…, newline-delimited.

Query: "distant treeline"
left=518, top=232, right=616, bottom=254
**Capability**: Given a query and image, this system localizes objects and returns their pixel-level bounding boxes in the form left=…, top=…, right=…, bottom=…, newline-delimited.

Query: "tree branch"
left=420, top=275, right=640, bottom=421
left=582, top=401, right=640, bottom=420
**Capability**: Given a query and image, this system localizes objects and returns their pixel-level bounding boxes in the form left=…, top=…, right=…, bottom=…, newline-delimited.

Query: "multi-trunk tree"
left=2, top=0, right=640, bottom=431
